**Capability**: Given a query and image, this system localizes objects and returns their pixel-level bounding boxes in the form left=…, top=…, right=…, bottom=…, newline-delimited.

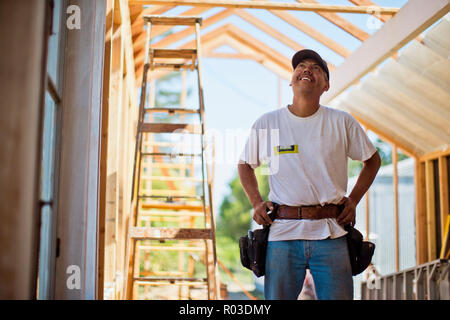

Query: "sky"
left=149, top=0, right=409, bottom=212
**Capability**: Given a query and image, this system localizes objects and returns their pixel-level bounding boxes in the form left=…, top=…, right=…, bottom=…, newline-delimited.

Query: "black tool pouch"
left=239, top=203, right=278, bottom=278
left=345, top=224, right=376, bottom=276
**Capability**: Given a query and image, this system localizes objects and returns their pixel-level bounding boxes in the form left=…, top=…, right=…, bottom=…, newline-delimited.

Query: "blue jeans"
left=264, top=236, right=353, bottom=300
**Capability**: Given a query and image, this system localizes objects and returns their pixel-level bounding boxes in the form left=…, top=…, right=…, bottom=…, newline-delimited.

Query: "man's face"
left=291, top=58, right=329, bottom=96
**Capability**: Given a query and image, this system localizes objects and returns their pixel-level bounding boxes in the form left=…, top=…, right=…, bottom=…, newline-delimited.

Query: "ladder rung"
left=152, top=63, right=196, bottom=70
left=140, top=123, right=202, bottom=134
left=134, top=277, right=207, bottom=283
left=134, top=280, right=208, bottom=287
left=140, top=163, right=192, bottom=169
left=138, top=195, right=203, bottom=200
left=137, top=245, right=205, bottom=252
left=144, top=107, right=200, bottom=114
left=151, top=49, right=197, bottom=60
left=143, top=15, right=203, bottom=26
left=140, top=176, right=203, bottom=182
left=129, top=227, right=212, bottom=240
left=141, top=203, right=206, bottom=211
left=138, top=211, right=204, bottom=217
left=141, top=152, right=202, bottom=157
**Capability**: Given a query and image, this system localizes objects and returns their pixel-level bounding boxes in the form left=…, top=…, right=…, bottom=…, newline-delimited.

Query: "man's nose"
left=302, top=67, right=312, bottom=74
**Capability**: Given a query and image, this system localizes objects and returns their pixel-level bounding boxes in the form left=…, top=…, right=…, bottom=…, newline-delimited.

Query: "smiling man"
left=238, top=49, right=381, bottom=300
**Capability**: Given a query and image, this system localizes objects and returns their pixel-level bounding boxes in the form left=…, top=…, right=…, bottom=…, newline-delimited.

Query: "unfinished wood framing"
left=129, top=0, right=400, bottom=14
left=415, top=159, right=428, bottom=265
left=438, top=157, right=449, bottom=243
left=322, top=0, right=450, bottom=104
left=425, top=160, right=437, bottom=261
left=393, top=145, right=399, bottom=272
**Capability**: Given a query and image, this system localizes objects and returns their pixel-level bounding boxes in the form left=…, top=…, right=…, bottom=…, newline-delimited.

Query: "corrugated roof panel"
left=398, top=41, right=450, bottom=92
left=421, top=13, right=450, bottom=59
left=359, top=75, right=450, bottom=145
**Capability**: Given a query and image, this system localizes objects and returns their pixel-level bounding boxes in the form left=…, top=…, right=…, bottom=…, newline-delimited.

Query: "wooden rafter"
left=128, top=0, right=399, bottom=14
left=235, top=9, right=304, bottom=51
left=136, top=23, right=294, bottom=81
left=296, top=0, right=369, bottom=41
left=349, top=0, right=392, bottom=23
left=131, top=5, right=174, bottom=36
left=269, top=10, right=351, bottom=57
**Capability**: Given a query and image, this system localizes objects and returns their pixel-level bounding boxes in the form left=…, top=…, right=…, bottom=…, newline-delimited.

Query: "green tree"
left=348, top=138, right=409, bottom=177
left=217, top=166, right=269, bottom=241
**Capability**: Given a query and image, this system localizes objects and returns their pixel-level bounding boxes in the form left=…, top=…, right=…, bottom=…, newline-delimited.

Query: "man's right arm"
left=238, top=161, right=273, bottom=226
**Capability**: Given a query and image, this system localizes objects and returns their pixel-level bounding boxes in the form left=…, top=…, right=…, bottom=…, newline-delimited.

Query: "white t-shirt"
left=239, top=105, right=377, bottom=241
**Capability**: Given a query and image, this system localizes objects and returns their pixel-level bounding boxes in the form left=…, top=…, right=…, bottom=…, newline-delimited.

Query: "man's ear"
left=323, top=80, right=330, bottom=92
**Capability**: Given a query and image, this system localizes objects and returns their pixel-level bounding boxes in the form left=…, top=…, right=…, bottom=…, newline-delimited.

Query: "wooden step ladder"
left=124, top=15, right=219, bottom=300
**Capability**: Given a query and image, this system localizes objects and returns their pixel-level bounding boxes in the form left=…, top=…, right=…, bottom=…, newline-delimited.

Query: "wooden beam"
left=151, top=8, right=235, bottom=49
left=438, top=156, right=449, bottom=247
left=269, top=10, right=351, bottom=58
left=223, top=24, right=292, bottom=73
left=119, top=0, right=138, bottom=108
left=415, top=159, right=428, bottom=264
left=205, top=52, right=264, bottom=61
left=322, top=0, right=450, bottom=104
left=348, top=0, right=391, bottom=23
left=139, top=24, right=294, bottom=80
left=297, top=0, right=369, bottom=41
left=235, top=9, right=304, bottom=51
left=419, top=147, right=450, bottom=162
left=128, top=0, right=400, bottom=14
left=425, top=160, right=437, bottom=261
left=393, top=145, right=399, bottom=272
left=131, top=5, right=174, bottom=37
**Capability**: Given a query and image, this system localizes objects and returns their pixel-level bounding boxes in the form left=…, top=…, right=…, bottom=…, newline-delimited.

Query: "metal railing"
left=361, top=259, right=449, bottom=300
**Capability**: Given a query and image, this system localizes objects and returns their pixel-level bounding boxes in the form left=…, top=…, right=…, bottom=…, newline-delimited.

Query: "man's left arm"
left=337, top=151, right=381, bottom=226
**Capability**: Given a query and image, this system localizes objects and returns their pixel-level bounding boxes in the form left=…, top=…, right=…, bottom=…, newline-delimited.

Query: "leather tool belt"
left=275, top=203, right=342, bottom=220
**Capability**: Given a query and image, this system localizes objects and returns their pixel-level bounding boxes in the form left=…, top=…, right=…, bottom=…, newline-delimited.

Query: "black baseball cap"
left=292, top=49, right=330, bottom=81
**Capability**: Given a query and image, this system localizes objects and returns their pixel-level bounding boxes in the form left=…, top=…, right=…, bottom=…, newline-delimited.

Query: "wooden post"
left=393, top=145, right=399, bottom=272
left=438, top=156, right=449, bottom=246
left=425, top=160, right=437, bottom=261
left=414, top=159, right=427, bottom=264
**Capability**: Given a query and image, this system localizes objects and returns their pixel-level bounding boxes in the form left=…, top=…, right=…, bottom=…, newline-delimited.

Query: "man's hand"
left=337, top=196, right=356, bottom=227
left=253, top=201, right=274, bottom=226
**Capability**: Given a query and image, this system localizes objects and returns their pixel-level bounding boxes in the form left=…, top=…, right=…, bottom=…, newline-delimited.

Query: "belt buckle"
left=297, top=207, right=303, bottom=220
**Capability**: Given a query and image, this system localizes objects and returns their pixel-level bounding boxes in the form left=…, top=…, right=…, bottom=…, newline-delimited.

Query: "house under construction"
left=0, top=0, right=449, bottom=300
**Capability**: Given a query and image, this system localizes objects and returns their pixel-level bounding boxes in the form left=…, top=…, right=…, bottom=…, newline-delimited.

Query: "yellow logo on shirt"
left=274, top=144, right=298, bottom=155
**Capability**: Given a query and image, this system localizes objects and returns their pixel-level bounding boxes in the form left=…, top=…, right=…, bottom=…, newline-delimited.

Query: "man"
left=238, top=49, right=381, bottom=300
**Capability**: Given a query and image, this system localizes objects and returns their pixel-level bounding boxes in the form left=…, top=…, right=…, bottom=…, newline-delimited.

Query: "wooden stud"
left=438, top=156, right=449, bottom=247
left=414, top=159, right=428, bottom=266
left=393, top=145, right=399, bottom=272
left=419, top=147, right=450, bottom=162
left=425, top=160, right=437, bottom=261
